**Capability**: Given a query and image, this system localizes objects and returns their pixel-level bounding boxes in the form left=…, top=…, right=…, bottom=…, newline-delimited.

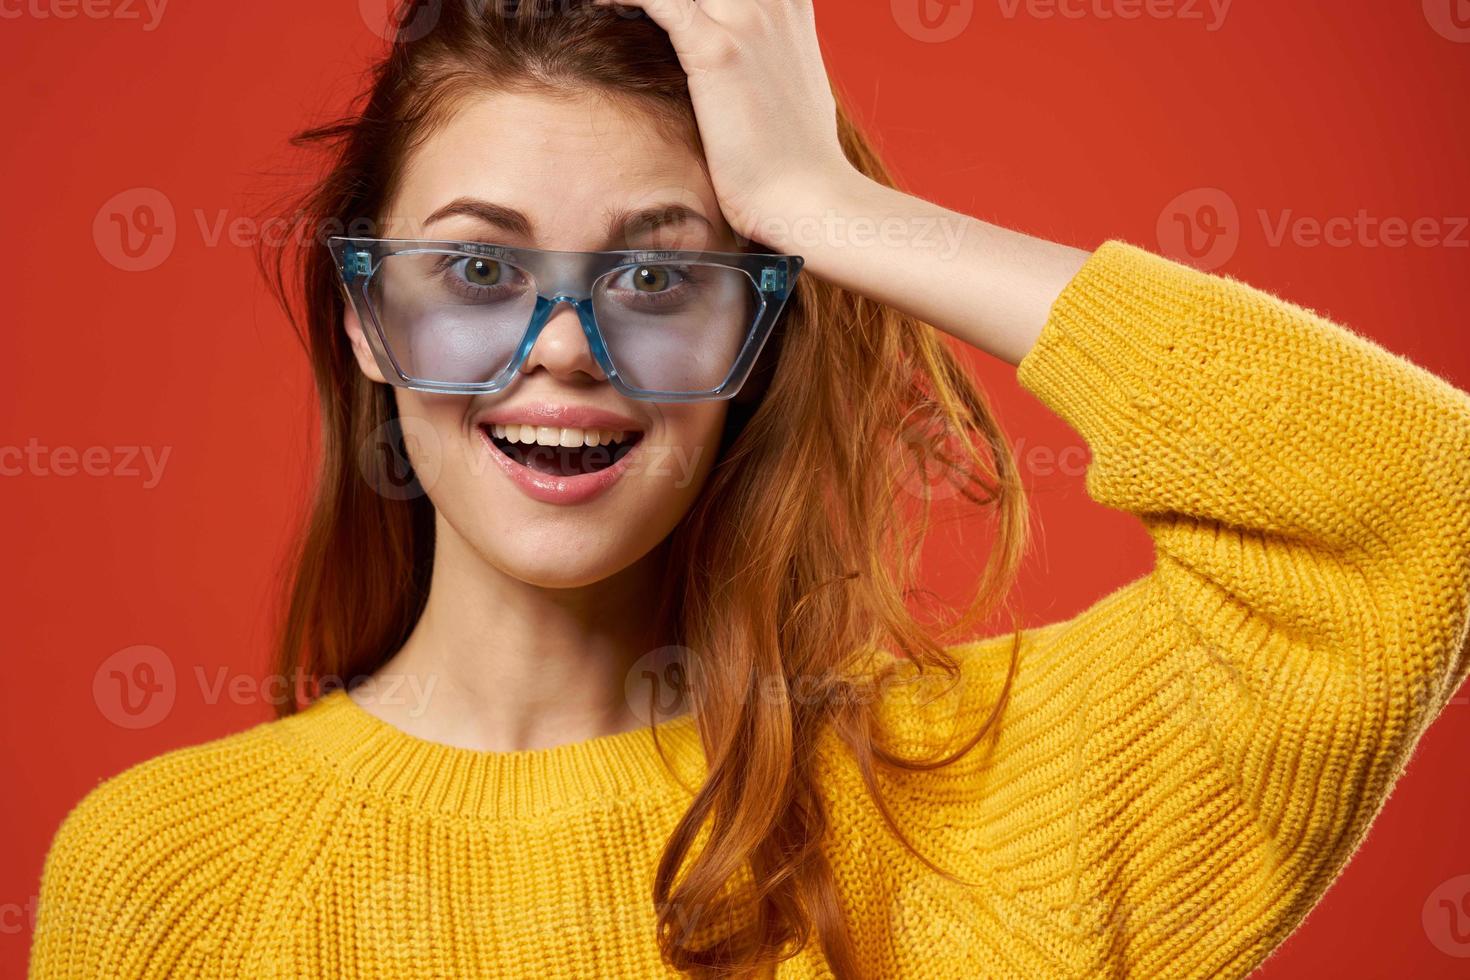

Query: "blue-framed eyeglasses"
left=330, top=236, right=804, bottom=402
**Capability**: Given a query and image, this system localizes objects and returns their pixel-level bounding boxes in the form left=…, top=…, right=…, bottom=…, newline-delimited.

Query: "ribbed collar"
left=276, top=688, right=706, bottom=822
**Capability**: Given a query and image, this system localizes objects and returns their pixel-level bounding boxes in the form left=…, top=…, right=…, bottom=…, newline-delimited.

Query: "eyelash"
left=430, top=254, right=705, bottom=307
left=433, top=255, right=529, bottom=301
left=602, top=264, right=701, bottom=306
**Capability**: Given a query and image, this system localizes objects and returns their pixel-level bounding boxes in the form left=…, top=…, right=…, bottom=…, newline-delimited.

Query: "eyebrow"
left=423, top=196, right=716, bottom=246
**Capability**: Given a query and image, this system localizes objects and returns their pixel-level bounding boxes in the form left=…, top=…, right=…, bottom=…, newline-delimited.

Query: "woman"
left=28, top=1, right=1470, bottom=978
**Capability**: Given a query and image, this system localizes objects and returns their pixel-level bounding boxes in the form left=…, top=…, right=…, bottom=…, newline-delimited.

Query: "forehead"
left=383, top=87, right=724, bottom=250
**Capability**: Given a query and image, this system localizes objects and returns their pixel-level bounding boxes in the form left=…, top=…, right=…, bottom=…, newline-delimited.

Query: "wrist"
left=738, top=164, right=876, bottom=255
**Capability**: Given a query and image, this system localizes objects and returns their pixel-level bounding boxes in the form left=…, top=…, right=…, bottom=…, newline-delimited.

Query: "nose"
left=518, top=300, right=607, bottom=385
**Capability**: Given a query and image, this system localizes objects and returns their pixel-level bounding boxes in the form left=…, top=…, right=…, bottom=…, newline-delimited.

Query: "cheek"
left=385, top=392, right=473, bottom=501
left=636, top=408, right=727, bottom=500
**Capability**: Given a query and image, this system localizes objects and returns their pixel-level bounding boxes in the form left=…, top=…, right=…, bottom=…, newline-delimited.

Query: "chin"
left=451, top=510, right=646, bottom=586
left=489, top=545, right=645, bottom=591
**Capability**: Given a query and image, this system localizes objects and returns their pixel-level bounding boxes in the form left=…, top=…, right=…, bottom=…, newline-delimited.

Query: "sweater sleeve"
left=869, top=241, right=1470, bottom=978
left=27, top=776, right=133, bottom=979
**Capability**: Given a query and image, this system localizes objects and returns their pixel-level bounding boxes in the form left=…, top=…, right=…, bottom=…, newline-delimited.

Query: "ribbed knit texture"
left=27, top=242, right=1470, bottom=979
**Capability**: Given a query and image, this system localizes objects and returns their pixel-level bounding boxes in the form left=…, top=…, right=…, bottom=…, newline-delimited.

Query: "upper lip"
left=475, top=403, right=645, bottom=434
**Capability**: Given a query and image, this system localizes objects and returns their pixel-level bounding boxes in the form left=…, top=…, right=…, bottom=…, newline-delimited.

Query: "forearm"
left=753, top=170, right=1092, bottom=366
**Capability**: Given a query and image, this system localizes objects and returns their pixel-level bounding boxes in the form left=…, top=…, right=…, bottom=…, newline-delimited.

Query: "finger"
left=591, top=0, right=710, bottom=41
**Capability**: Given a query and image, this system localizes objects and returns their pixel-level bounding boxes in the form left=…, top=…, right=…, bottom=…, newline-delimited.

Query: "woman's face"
left=344, top=89, right=735, bottom=588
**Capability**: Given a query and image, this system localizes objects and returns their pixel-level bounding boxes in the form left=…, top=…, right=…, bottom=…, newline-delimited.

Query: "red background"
left=3, top=1, right=1468, bottom=977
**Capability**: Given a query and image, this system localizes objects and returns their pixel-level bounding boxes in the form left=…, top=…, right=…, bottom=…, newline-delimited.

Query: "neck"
left=350, top=510, right=686, bottom=752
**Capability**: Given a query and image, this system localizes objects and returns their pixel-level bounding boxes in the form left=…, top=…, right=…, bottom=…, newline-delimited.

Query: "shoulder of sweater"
left=824, top=625, right=1068, bottom=767
left=31, top=715, right=344, bottom=971
left=819, top=590, right=1144, bottom=788
left=42, top=712, right=321, bottom=886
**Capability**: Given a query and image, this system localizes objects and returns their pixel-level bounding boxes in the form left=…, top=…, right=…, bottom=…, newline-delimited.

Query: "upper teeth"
left=490, top=424, right=629, bottom=448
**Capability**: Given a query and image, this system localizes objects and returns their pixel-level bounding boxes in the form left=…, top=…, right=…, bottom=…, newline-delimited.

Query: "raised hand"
left=593, top=0, right=855, bottom=245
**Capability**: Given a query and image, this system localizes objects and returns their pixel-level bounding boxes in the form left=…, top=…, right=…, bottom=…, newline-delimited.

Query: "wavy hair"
left=260, top=2, right=1027, bottom=976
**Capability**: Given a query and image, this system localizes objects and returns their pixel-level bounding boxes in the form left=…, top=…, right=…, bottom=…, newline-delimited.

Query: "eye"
left=631, top=265, right=673, bottom=292
left=462, top=257, right=504, bottom=287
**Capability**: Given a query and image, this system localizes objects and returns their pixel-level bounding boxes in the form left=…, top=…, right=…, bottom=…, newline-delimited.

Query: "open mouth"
left=482, top=424, right=643, bottom=477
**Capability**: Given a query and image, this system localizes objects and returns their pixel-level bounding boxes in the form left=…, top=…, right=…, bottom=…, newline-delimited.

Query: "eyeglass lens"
left=368, top=251, right=761, bottom=392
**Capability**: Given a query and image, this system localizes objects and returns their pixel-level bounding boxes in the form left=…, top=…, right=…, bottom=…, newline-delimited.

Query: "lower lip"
left=477, top=426, right=639, bottom=505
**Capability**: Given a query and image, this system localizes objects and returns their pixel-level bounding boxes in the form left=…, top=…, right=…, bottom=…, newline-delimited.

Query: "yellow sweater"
left=27, top=242, right=1470, bottom=979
